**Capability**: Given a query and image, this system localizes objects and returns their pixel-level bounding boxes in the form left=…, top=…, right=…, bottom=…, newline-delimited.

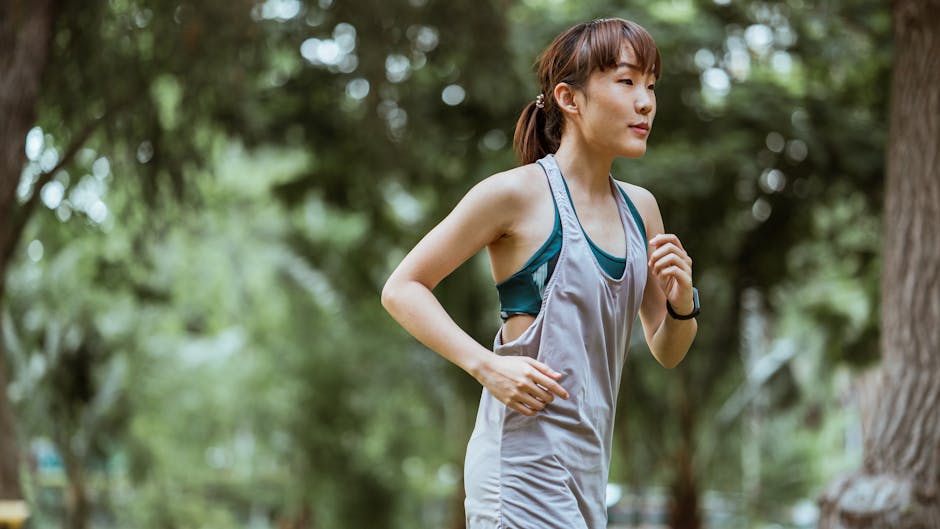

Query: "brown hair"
left=513, top=18, right=662, bottom=164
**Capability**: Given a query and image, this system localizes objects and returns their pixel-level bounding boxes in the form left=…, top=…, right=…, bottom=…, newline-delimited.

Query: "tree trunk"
left=818, top=0, right=940, bottom=527
left=0, top=0, right=56, bottom=501
left=669, top=374, right=701, bottom=529
left=62, top=447, right=89, bottom=529
left=450, top=477, right=466, bottom=529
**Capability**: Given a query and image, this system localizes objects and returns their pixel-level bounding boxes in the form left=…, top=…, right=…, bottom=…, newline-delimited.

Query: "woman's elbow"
left=382, top=273, right=436, bottom=318
left=662, top=356, right=684, bottom=370
left=381, top=277, right=401, bottom=313
left=651, top=346, right=689, bottom=369
left=381, top=274, right=418, bottom=313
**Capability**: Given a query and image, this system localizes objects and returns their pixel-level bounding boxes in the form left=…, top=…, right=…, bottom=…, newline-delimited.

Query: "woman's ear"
left=553, top=82, right=580, bottom=117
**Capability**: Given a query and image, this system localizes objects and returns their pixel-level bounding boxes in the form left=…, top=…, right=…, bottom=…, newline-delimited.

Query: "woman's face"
left=574, top=43, right=657, bottom=158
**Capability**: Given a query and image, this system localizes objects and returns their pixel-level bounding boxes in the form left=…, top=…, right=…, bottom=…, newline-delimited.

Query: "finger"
left=648, top=246, right=683, bottom=267
left=503, top=391, right=538, bottom=415
left=511, top=401, right=536, bottom=416
left=516, top=391, right=546, bottom=412
left=652, top=254, right=692, bottom=276
left=648, top=242, right=688, bottom=264
left=509, top=379, right=546, bottom=409
left=528, top=382, right=554, bottom=403
left=533, top=373, right=570, bottom=400
left=660, top=267, right=693, bottom=288
left=660, top=264, right=691, bottom=281
left=523, top=357, right=563, bottom=379
left=651, top=256, right=689, bottom=279
left=647, top=245, right=692, bottom=266
left=529, top=384, right=555, bottom=404
left=649, top=233, right=684, bottom=252
left=650, top=251, right=682, bottom=271
left=647, top=236, right=669, bottom=254
left=666, top=233, right=685, bottom=251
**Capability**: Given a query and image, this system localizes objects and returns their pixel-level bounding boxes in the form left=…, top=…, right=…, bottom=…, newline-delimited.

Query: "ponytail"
left=512, top=96, right=562, bottom=165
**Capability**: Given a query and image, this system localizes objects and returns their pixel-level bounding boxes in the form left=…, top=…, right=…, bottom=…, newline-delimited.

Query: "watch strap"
left=666, top=287, right=699, bottom=320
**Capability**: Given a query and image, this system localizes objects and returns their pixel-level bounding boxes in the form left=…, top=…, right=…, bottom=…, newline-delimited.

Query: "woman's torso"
left=464, top=153, right=649, bottom=529
left=486, top=161, right=648, bottom=342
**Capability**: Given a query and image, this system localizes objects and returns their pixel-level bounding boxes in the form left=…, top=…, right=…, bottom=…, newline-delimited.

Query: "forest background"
left=2, top=0, right=937, bottom=528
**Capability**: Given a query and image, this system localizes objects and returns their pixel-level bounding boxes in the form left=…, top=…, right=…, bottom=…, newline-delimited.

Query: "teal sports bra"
left=495, top=178, right=647, bottom=321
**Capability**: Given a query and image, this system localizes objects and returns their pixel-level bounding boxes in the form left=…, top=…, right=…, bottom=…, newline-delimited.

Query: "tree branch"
left=4, top=110, right=108, bottom=265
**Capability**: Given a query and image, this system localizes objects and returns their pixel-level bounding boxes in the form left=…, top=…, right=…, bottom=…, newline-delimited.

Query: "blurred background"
left=1, top=0, right=919, bottom=527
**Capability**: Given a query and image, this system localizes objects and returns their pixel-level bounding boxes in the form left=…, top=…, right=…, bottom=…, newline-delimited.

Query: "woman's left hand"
left=648, top=233, right=695, bottom=314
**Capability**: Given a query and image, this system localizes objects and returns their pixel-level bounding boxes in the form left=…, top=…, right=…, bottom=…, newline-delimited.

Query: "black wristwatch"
left=666, top=287, right=699, bottom=320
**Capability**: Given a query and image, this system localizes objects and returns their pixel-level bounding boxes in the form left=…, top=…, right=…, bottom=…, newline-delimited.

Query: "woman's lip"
left=630, top=125, right=649, bottom=135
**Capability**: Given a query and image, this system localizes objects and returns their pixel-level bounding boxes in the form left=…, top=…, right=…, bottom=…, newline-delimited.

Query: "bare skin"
left=382, top=44, right=697, bottom=417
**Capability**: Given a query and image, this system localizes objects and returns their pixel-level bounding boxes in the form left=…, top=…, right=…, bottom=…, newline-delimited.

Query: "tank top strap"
left=536, top=153, right=582, bottom=245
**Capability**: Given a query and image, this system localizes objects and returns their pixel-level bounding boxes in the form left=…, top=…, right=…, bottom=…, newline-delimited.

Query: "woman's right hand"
left=477, top=355, right=570, bottom=416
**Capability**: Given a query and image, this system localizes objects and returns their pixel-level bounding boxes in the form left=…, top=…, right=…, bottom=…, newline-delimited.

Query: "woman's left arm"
left=621, top=183, right=698, bottom=369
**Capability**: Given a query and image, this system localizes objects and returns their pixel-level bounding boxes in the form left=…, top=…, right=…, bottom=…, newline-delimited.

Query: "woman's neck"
left=553, top=139, right=615, bottom=200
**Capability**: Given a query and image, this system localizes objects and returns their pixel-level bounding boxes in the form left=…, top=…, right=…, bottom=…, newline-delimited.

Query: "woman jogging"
left=381, top=17, right=698, bottom=529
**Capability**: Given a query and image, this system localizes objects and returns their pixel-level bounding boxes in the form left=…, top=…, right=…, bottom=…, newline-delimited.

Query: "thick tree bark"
left=0, top=0, right=56, bottom=501
left=818, top=0, right=940, bottom=527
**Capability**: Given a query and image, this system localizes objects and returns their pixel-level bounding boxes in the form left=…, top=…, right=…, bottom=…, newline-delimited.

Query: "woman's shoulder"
left=448, top=163, right=546, bottom=241
left=614, top=180, right=656, bottom=205
left=614, top=180, right=660, bottom=233
left=482, top=162, right=544, bottom=190
left=470, top=162, right=545, bottom=207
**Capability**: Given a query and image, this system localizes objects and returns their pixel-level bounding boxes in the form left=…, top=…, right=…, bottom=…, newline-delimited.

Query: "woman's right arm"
left=381, top=170, right=569, bottom=415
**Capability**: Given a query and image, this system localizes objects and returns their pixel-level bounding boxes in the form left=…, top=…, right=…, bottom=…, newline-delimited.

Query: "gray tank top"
left=464, top=153, right=648, bottom=528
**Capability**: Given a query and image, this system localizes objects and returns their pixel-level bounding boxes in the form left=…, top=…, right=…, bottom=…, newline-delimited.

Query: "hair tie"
left=535, top=93, right=545, bottom=109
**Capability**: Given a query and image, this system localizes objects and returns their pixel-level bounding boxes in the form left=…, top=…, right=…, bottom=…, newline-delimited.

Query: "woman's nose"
left=635, top=93, right=652, bottom=114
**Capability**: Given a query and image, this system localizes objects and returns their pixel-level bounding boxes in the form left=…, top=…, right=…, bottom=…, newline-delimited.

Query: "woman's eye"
left=620, top=79, right=634, bottom=86
left=648, top=84, right=656, bottom=91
